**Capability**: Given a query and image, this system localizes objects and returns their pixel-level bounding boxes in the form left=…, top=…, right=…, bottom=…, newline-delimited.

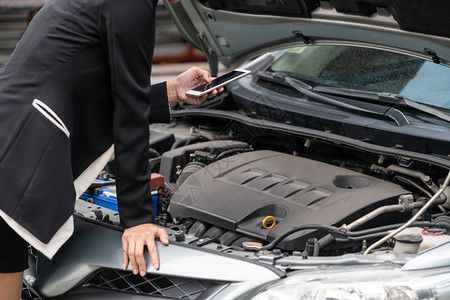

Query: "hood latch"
left=424, top=48, right=441, bottom=64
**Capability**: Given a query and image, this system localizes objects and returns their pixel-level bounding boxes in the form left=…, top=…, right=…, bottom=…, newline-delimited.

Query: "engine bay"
left=79, top=116, right=450, bottom=258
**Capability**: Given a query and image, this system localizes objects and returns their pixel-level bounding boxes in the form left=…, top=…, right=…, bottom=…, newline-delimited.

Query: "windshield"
left=269, top=45, right=450, bottom=108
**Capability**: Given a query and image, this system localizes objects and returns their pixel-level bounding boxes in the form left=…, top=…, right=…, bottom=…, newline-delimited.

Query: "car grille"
left=85, top=269, right=221, bottom=299
left=21, top=284, right=41, bottom=300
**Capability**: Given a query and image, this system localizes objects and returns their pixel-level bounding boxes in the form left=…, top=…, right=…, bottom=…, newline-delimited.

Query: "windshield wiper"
left=313, top=86, right=450, bottom=124
left=256, top=71, right=410, bottom=126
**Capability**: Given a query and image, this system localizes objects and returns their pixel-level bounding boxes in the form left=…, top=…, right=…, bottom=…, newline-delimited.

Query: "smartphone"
left=185, top=69, right=251, bottom=97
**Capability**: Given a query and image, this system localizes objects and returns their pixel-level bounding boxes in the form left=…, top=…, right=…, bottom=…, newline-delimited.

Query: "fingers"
left=189, top=66, right=210, bottom=78
left=128, top=239, right=139, bottom=275
left=135, top=239, right=146, bottom=276
left=185, top=95, right=208, bottom=105
left=200, top=69, right=212, bottom=84
left=206, top=87, right=224, bottom=99
left=122, top=235, right=129, bottom=270
left=122, top=225, right=170, bottom=276
left=146, top=236, right=159, bottom=270
left=183, top=66, right=211, bottom=85
left=157, top=228, right=170, bottom=245
left=146, top=228, right=169, bottom=270
left=183, top=86, right=223, bottom=105
left=191, top=67, right=211, bottom=87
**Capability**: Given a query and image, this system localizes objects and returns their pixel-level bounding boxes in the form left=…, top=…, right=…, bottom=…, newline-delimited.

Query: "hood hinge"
left=293, top=30, right=311, bottom=45
left=197, top=33, right=219, bottom=76
left=425, top=48, right=441, bottom=64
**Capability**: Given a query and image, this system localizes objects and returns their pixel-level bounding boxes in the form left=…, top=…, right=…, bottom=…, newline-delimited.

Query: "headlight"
left=252, top=265, right=450, bottom=300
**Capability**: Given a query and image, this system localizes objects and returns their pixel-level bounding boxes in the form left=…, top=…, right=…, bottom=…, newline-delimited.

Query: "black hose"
left=149, top=148, right=161, bottom=158
left=263, top=221, right=437, bottom=251
left=394, top=175, right=433, bottom=198
left=344, top=222, right=432, bottom=237
left=176, top=162, right=206, bottom=187
left=170, top=136, right=208, bottom=150
left=263, top=224, right=338, bottom=250
left=215, top=147, right=251, bottom=161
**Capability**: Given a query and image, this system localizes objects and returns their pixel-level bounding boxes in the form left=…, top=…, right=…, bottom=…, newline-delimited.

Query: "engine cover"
left=169, top=151, right=409, bottom=249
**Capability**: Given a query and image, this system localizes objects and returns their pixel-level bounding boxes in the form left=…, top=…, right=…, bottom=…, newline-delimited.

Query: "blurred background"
left=0, top=0, right=224, bottom=83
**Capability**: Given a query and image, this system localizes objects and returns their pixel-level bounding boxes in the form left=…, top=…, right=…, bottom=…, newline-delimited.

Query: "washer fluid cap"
left=422, top=228, right=445, bottom=235
left=395, top=234, right=423, bottom=244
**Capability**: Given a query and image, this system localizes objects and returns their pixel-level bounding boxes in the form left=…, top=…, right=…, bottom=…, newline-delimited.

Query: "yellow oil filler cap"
left=262, top=216, right=276, bottom=229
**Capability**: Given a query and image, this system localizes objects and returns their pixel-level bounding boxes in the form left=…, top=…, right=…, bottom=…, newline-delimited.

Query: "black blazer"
left=0, top=0, right=169, bottom=254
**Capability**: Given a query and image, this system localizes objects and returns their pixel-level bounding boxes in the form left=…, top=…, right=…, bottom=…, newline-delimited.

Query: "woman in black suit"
left=0, top=0, right=220, bottom=298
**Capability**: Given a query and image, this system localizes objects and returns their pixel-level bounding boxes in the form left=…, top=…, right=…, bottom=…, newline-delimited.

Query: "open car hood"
left=163, top=0, right=450, bottom=73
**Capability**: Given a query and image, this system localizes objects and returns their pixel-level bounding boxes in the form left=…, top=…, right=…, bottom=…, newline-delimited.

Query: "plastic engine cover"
left=169, top=151, right=410, bottom=250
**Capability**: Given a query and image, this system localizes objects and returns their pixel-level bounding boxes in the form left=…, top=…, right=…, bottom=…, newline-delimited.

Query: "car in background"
left=23, top=0, right=450, bottom=299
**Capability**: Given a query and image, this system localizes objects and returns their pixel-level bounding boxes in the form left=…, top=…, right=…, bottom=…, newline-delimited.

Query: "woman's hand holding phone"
left=185, top=69, right=251, bottom=97
left=166, top=67, right=222, bottom=105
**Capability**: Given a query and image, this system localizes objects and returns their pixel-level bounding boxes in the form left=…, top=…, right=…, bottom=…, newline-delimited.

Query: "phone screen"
left=192, top=70, right=247, bottom=92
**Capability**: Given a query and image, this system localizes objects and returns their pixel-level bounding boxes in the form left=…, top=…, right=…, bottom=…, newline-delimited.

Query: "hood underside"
left=164, top=0, right=450, bottom=69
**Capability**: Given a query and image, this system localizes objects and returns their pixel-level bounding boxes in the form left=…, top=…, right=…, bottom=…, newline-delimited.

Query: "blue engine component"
left=80, top=179, right=158, bottom=217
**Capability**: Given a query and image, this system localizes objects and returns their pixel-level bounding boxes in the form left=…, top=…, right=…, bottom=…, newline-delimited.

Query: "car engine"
left=82, top=118, right=450, bottom=257
left=169, top=150, right=409, bottom=250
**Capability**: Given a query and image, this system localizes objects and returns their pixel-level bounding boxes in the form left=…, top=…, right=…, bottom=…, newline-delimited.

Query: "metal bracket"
left=258, top=253, right=284, bottom=265
left=398, top=194, right=415, bottom=212
left=397, top=157, right=413, bottom=168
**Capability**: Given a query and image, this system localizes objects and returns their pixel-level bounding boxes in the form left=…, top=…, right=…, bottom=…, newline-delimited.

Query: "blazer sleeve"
left=99, top=0, right=168, bottom=228
left=149, top=81, right=170, bottom=123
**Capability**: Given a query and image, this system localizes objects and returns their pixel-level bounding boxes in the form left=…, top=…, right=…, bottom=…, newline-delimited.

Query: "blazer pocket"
left=0, top=101, right=72, bottom=218
left=32, top=99, right=70, bottom=138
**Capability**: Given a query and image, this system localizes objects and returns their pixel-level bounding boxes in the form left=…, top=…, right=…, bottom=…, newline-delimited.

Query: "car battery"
left=80, top=173, right=165, bottom=217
